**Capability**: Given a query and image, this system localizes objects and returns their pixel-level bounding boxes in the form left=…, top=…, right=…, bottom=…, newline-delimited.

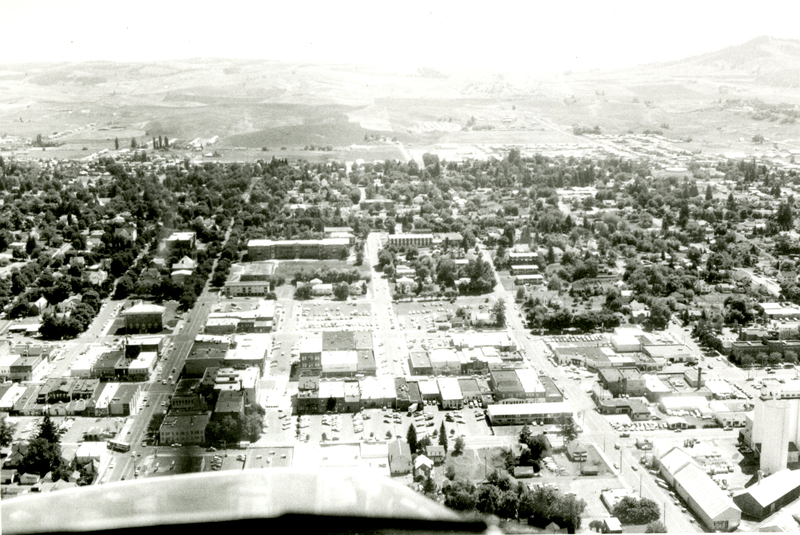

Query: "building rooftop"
left=437, top=378, right=462, bottom=400
left=486, top=401, right=573, bottom=416
left=417, top=379, right=439, bottom=397
left=124, top=303, right=166, bottom=315
left=160, top=412, right=211, bottom=433
left=515, top=369, right=544, bottom=394
left=491, top=370, right=523, bottom=392
left=673, top=462, right=741, bottom=519
left=299, top=338, right=323, bottom=354
left=735, top=469, right=800, bottom=508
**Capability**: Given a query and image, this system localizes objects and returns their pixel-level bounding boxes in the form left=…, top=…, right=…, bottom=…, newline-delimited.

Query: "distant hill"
left=0, top=36, right=797, bottom=150
left=653, top=36, right=800, bottom=87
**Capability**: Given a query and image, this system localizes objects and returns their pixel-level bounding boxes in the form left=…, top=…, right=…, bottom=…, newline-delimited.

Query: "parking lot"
left=244, top=447, right=294, bottom=469
left=6, top=415, right=125, bottom=446
left=393, top=301, right=459, bottom=332
left=261, top=405, right=494, bottom=445
left=295, top=302, right=376, bottom=331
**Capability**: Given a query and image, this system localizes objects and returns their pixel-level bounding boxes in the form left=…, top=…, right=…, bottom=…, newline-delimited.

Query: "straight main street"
left=478, top=243, right=700, bottom=532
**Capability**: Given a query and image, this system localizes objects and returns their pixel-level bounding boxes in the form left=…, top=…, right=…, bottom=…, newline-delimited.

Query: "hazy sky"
left=4, top=0, right=800, bottom=73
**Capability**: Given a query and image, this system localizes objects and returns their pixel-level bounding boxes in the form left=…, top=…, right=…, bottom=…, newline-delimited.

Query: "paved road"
left=476, top=243, right=700, bottom=532
left=736, top=267, right=781, bottom=297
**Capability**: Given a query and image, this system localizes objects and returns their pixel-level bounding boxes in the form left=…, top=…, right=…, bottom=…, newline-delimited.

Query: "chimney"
left=757, top=470, right=764, bottom=483
left=697, top=367, right=702, bottom=391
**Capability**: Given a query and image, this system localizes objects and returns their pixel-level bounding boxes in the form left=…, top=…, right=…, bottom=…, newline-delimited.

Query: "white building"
left=429, top=348, right=460, bottom=375
left=747, top=380, right=800, bottom=475
left=658, top=447, right=741, bottom=532
left=321, top=350, right=358, bottom=375
left=437, top=378, right=462, bottom=409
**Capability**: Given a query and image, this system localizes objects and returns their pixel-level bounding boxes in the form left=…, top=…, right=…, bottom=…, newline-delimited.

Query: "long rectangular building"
left=659, top=447, right=741, bottom=531
left=388, top=234, right=433, bottom=248
left=247, top=238, right=349, bottom=261
left=486, top=402, right=574, bottom=425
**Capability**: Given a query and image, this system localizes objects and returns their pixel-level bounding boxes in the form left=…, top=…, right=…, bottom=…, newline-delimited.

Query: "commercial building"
left=184, top=335, right=232, bottom=377
left=486, top=402, right=574, bottom=425
left=299, top=338, right=323, bottom=371
left=208, top=367, right=260, bottom=405
left=642, top=344, right=697, bottom=364
left=659, top=447, right=741, bottom=532
left=489, top=369, right=545, bottom=403
left=247, top=238, right=349, bottom=261
left=125, top=336, right=165, bottom=357
left=437, top=378, right=463, bottom=409
left=299, top=331, right=375, bottom=377
left=224, top=334, right=269, bottom=371
left=109, top=384, right=141, bottom=416
left=598, top=368, right=646, bottom=397
left=6, top=356, right=47, bottom=382
left=215, top=390, right=245, bottom=416
left=760, top=302, right=800, bottom=320
left=594, top=397, right=652, bottom=420
left=359, top=376, right=396, bottom=409
left=172, top=379, right=209, bottom=412
left=159, top=412, right=211, bottom=445
left=388, top=234, right=433, bottom=248
left=451, top=332, right=516, bottom=352
left=123, top=303, right=165, bottom=333
left=733, top=469, right=800, bottom=521
left=408, top=352, right=432, bottom=376
left=611, top=334, right=641, bottom=353
left=428, top=348, right=461, bottom=375
left=730, top=339, right=800, bottom=360
left=126, top=351, right=157, bottom=381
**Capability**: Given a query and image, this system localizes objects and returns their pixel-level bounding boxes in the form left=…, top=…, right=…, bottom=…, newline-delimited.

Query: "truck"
left=407, top=403, right=419, bottom=416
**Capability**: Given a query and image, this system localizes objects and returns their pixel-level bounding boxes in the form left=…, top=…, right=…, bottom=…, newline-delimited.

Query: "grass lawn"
left=443, top=447, right=508, bottom=484
left=274, top=259, right=370, bottom=281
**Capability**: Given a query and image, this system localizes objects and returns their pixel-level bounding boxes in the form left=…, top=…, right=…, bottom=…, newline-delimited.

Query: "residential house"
left=387, top=438, right=412, bottom=475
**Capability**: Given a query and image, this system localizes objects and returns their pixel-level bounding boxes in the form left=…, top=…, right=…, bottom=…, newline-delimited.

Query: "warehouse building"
left=733, top=469, right=800, bottom=521
left=659, top=447, right=741, bottom=532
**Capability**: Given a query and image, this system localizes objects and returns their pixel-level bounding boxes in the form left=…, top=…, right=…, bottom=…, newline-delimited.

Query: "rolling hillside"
left=0, top=36, right=796, bottom=151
